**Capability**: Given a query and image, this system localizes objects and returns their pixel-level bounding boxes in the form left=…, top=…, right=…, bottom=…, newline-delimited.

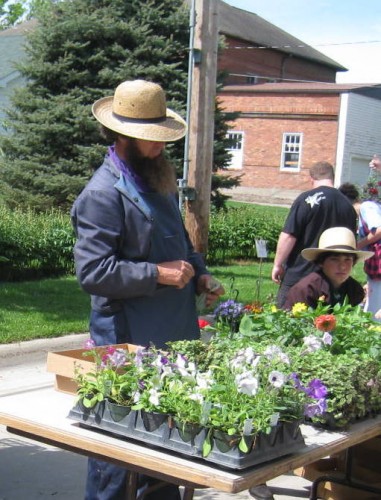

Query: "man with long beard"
left=71, top=79, right=223, bottom=500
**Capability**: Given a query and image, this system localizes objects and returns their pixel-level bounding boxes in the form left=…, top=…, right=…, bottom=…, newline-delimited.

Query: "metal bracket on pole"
left=177, top=179, right=197, bottom=202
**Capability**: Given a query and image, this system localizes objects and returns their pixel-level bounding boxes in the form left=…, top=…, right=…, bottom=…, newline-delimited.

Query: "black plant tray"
left=68, top=402, right=306, bottom=470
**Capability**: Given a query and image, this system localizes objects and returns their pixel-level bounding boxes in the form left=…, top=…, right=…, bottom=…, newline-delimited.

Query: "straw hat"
left=301, top=227, right=374, bottom=263
left=92, top=80, right=187, bottom=142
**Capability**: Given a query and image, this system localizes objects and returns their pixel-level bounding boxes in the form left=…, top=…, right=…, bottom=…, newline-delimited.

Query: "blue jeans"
left=85, top=458, right=181, bottom=500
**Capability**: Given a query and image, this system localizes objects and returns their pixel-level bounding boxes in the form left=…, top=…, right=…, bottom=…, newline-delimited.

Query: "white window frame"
left=280, top=133, right=303, bottom=171
left=225, top=130, right=244, bottom=170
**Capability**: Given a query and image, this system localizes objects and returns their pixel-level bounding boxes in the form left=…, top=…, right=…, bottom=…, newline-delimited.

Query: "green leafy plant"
left=75, top=338, right=323, bottom=456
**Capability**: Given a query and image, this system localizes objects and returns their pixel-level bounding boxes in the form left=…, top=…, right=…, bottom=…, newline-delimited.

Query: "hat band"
left=112, top=111, right=167, bottom=124
left=323, top=245, right=356, bottom=251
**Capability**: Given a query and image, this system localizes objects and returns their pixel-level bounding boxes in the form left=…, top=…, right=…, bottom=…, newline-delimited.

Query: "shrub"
left=0, top=206, right=75, bottom=280
left=0, top=203, right=287, bottom=280
left=207, top=205, right=286, bottom=264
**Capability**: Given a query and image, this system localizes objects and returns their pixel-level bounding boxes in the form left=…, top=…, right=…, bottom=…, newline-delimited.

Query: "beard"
left=127, top=139, right=178, bottom=195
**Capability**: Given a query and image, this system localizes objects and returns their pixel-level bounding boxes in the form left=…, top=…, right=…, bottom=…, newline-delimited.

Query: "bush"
left=207, top=205, right=286, bottom=264
left=0, top=203, right=287, bottom=281
left=0, top=206, right=75, bottom=280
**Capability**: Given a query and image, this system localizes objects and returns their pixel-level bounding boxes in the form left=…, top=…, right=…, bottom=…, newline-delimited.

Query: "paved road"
left=0, top=334, right=311, bottom=500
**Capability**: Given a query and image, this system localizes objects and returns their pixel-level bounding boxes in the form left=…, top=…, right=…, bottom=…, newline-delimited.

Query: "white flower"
left=196, top=370, right=214, bottom=389
left=189, top=391, right=204, bottom=403
left=322, top=332, right=333, bottom=345
left=230, top=352, right=246, bottom=371
left=268, top=370, right=286, bottom=388
left=160, top=364, right=173, bottom=379
left=303, top=334, right=322, bottom=353
left=264, top=345, right=289, bottom=364
left=264, top=345, right=283, bottom=358
left=231, top=347, right=260, bottom=372
left=148, top=388, right=160, bottom=407
left=235, top=371, right=259, bottom=396
left=278, top=352, right=290, bottom=365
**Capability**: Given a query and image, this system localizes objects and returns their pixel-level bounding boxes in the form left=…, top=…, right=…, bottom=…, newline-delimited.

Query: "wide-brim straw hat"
left=301, top=227, right=374, bottom=263
left=92, top=80, right=187, bottom=142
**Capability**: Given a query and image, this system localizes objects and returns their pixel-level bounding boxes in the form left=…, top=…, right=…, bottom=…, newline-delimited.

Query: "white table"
left=1, top=388, right=381, bottom=499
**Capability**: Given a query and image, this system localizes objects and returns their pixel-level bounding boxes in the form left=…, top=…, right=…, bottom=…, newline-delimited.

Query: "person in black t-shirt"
left=271, top=161, right=357, bottom=308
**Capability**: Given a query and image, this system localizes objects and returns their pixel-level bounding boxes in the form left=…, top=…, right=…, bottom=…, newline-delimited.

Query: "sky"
left=224, top=0, right=381, bottom=84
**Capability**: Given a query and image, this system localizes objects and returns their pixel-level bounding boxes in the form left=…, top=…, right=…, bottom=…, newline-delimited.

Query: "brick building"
left=215, top=1, right=381, bottom=203
left=219, top=83, right=381, bottom=201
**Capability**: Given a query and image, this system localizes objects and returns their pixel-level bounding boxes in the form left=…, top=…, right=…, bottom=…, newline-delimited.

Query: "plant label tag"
left=243, top=418, right=253, bottom=435
left=270, top=412, right=280, bottom=426
left=255, top=239, right=268, bottom=258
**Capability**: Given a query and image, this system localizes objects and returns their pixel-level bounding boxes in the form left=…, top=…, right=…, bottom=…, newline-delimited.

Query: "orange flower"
left=244, top=302, right=263, bottom=314
left=314, top=314, right=336, bottom=332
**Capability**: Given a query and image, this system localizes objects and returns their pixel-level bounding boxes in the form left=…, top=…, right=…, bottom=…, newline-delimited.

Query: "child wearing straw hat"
left=283, top=227, right=372, bottom=310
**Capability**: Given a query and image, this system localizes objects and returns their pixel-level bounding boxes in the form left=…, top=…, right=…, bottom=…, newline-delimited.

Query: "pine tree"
left=0, top=0, right=190, bottom=209
left=0, top=0, right=236, bottom=210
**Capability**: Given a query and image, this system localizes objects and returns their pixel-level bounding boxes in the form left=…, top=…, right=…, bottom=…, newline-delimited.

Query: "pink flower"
left=84, top=338, right=96, bottom=350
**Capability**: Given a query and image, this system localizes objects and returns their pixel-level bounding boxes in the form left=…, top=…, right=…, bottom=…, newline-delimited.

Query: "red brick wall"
left=218, top=37, right=337, bottom=84
left=218, top=91, right=340, bottom=191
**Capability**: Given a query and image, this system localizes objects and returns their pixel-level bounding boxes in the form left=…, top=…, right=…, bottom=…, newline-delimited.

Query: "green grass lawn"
left=0, top=202, right=367, bottom=345
left=0, top=260, right=366, bottom=345
left=0, top=276, right=90, bottom=344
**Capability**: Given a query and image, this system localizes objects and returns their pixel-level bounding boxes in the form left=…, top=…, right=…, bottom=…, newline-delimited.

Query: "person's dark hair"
left=338, top=182, right=360, bottom=203
left=100, top=125, right=119, bottom=142
left=316, top=251, right=358, bottom=266
left=309, top=161, right=334, bottom=181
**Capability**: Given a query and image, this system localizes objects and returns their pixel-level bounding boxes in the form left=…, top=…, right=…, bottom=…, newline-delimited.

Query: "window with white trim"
left=280, top=133, right=302, bottom=171
left=226, top=131, right=244, bottom=169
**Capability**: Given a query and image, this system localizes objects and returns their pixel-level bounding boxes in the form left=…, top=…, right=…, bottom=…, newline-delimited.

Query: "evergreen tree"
left=0, top=0, right=236, bottom=210
left=0, top=0, right=189, bottom=209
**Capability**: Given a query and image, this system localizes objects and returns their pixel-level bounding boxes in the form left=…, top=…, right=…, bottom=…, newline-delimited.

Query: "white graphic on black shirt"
left=305, top=192, right=326, bottom=208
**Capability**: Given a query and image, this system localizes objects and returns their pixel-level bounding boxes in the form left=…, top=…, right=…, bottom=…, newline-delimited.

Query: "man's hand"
left=271, top=263, right=284, bottom=284
left=156, top=260, right=195, bottom=289
left=197, top=274, right=225, bottom=308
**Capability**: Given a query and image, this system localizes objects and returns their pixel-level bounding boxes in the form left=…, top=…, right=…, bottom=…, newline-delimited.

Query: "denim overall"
left=85, top=184, right=197, bottom=499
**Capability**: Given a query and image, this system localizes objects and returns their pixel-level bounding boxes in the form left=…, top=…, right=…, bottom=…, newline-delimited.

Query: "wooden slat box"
left=46, top=343, right=139, bottom=394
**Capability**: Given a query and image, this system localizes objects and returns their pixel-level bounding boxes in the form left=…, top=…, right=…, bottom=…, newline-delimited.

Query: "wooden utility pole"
left=184, top=0, right=219, bottom=255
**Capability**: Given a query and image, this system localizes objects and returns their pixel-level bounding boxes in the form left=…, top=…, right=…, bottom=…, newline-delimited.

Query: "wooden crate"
left=46, top=343, right=139, bottom=394
left=295, top=437, right=381, bottom=499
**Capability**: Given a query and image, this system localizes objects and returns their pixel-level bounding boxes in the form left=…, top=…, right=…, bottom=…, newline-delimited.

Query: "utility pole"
left=184, top=0, right=219, bottom=255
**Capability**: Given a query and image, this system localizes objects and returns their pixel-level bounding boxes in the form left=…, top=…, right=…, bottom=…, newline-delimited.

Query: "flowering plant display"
left=224, top=298, right=381, bottom=428
left=73, top=293, right=381, bottom=461
left=75, top=340, right=140, bottom=409
left=74, top=336, right=326, bottom=456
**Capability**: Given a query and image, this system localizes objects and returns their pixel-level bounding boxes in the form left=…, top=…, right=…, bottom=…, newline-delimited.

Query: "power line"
left=224, top=40, right=381, bottom=50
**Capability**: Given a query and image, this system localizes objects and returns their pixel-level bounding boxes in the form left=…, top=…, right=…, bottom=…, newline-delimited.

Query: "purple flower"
left=101, top=348, right=127, bottom=368
left=213, top=299, right=245, bottom=320
left=306, top=379, right=328, bottom=399
left=289, top=372, right=303, bottom=390
left=304, top=398, right=327, bottom=418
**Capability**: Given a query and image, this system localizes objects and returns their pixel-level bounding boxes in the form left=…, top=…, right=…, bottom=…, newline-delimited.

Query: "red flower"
left=314, top=314, right=336, bottom=332
left=369, top=187, right=378, bottom=195
left=198, top=318, right=210, bottom=329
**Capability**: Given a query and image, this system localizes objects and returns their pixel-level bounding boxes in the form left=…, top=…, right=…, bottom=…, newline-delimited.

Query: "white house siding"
left=336, top=92, right=381, bottom=188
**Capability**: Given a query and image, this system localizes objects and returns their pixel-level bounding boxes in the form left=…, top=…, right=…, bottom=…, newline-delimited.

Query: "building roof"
left=217, top=1, right=347, bottom=72
left=220, top=81, right=381, bottom=99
